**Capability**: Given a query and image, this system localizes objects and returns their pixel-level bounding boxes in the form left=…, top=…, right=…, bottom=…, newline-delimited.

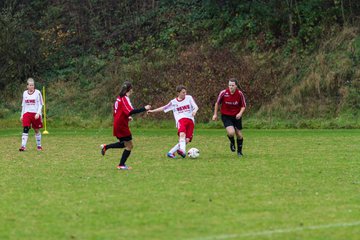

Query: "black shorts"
left=221, top=115, right=243, bottom=130
left=117, top=135, right=132, bottom=142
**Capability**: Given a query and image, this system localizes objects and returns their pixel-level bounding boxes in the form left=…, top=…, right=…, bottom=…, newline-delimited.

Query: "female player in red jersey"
left=212, top=78, right=246, bottom=157
left=19, top=78, right=44, bottom=151
left=100, top=81, right=151, bottom=170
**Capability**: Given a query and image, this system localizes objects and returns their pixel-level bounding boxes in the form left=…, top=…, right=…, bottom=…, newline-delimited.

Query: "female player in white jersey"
left=19, top=78, right=44, bottom=151
left=148, top=85, right=199, bottom=158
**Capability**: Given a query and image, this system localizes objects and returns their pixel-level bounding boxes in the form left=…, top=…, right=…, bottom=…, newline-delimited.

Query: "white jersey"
left=163, top=95, right=198, bottom=126
left=21, top=89, right=44, bottom=116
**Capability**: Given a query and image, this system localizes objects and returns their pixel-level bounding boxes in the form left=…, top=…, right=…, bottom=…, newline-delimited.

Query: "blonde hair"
left=27, top=78, right=35, bottom=85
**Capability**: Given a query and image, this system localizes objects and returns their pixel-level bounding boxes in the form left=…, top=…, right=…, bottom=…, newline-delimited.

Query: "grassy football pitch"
left=0, top=128, right=359, bottom=240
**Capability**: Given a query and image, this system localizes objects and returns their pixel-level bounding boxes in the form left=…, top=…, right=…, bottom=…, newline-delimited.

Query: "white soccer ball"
left=187, top=148, right=200, bottom=159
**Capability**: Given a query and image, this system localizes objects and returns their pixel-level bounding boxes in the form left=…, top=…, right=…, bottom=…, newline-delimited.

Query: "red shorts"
left=22, top=112, right=43, bottom=129
left=177, top=118, right=194, bottom=141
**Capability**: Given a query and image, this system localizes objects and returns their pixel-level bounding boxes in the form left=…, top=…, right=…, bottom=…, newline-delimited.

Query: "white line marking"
left=189, top=221, right=360, bottom=240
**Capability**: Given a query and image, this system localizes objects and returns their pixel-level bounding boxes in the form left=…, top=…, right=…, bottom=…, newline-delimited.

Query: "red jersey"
left=216, top=88, right=246, bottom=116
left=113, top=96, right=134, bottom=138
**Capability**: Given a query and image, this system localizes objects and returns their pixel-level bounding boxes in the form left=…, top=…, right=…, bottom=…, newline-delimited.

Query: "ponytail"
left=119, top=81, right=133, bottom=97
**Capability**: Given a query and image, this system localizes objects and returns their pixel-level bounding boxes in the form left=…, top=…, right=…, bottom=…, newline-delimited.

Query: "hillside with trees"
left=1, top=0, right=359, bottom=128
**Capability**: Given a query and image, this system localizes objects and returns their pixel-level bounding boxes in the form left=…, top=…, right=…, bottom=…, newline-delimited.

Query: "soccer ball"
left=187, top=148, right=200, bottom=159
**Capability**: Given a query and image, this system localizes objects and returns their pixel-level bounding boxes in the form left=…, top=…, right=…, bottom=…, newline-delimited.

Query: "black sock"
left=228, top=136, right=235, bottom=145
left=237, top=138, right=243, bottom=153
left=119, top=149, right=131, bottom=166
left=106, top=142, right=125, bottom=149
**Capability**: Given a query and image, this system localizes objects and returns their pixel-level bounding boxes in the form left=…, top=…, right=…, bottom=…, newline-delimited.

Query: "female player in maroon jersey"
left=100, top=81, right=151, bottom=170
left=212, top=78, right=246, bottom=157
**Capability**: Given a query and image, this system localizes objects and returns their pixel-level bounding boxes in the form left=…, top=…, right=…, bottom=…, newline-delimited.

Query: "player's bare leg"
left=226, top=126, right=236, bottom=152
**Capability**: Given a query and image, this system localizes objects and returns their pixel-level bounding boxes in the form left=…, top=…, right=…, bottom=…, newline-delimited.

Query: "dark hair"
left=228, top=78, right=238, bottom=84
left=176, top=85, right=186, bottom=93
left=119, top=81, right=133, bottom=97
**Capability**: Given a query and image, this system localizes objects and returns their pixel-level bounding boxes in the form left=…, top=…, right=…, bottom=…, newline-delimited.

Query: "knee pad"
left=23, top=126, right=30, bottom=134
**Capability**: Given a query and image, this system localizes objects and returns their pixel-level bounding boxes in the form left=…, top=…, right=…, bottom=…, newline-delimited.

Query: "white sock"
left=35, top=133, right=42, bottom=146
left=179, top=138, right=186, bottom=153
left=21, top=133, right=28, bottom=147
left=169, top=144, right=180, bottom=154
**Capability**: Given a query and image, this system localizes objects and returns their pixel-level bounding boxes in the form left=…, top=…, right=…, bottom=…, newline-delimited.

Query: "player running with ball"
left=148, top=85, right=199, bottom=158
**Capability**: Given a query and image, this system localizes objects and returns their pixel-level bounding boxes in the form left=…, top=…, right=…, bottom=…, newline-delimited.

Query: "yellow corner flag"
left=42, top=86, right=49, bottom=134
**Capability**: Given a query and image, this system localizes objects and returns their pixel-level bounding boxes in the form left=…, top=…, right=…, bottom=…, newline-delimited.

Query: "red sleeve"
left=216, top=90, right=226, bottom=104
left=238, top=90, right=246, bottom=108
left=122, top=96, right=134, bottom=116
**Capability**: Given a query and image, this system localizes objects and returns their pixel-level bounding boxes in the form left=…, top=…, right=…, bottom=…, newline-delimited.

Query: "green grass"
left=0, top=128, right=359, bottom=240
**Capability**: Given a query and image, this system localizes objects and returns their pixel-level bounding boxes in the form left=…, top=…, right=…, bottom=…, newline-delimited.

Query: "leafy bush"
left=1, top=1, right=360, bottom=128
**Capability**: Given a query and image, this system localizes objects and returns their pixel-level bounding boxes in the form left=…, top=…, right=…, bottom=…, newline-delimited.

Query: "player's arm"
left=212, top=102, right=219, bottom=121
left=236, top=107, right=245, bottom=119
left=147, top=105, right=165, bottom=113
left=236, top=91, right=246, bottom=119
left=35, top=91, right=43, bottom=120
left=190, top=97, right=199, bottom=117
left=148, top=101, right=173, bottom=114
left=37, top=90, right=44, bottom=115
left=20, top=93, right=25, bottom=121
left=129, top=105, right=151, bottom=115
left=20, top=105, right=25, bottom=121
left=212, top=91, right=223, bottom=121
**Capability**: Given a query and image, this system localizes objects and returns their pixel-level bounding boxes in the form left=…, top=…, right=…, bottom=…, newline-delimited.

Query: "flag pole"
left=42, top=86, right=49, bottom=134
